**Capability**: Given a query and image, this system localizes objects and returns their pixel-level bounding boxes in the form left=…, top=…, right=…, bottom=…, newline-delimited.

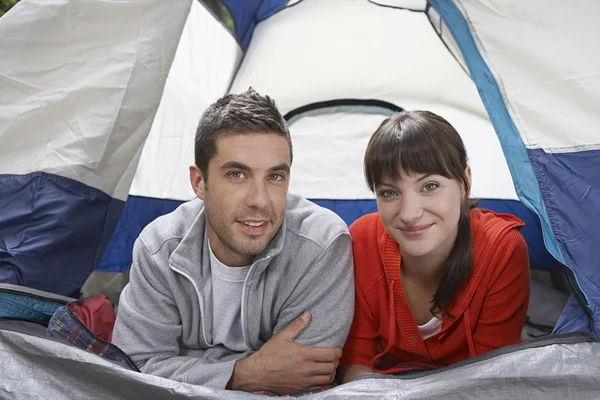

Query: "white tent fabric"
left=219, top=0, right=517, bottom=201
left=129, top=0, right=243, bottom=201
left=370, top=0, right=427, bottom=12
left=454, top=0, right=600, bottom=153
left=426, top=6, right=468, bottom=72
left=288, top=111, right=393, bottom=199
left=122, top=0, right=520, bottom=203
left=229, top=0, right=484, bottom=122
left=286, top=108, right=513, bottom=199
left=0, top=0, right=191, bottom=201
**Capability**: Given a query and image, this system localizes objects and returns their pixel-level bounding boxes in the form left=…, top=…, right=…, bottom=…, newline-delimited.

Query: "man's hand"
left=227, top=311, right=342, bottom=394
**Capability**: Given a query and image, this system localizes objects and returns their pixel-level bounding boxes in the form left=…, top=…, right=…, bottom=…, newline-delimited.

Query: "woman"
left=339, top=111, right=530, bottom=383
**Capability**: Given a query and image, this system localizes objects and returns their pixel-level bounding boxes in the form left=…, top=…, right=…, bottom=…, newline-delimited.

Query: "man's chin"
left=230, top=237, right=270, bottom=257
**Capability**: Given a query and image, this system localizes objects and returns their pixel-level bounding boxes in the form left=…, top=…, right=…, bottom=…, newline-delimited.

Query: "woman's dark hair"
left=364, top=110, right=477, bottom=316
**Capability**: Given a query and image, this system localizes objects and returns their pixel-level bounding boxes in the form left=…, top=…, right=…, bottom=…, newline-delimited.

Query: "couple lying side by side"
left=111, top=89, right=530, bottom=395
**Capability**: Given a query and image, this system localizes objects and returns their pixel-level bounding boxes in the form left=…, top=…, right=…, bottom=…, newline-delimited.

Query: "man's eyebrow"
left=220, top=161, right=250, bottom=170
left=268, top=164, right=291, bottom=173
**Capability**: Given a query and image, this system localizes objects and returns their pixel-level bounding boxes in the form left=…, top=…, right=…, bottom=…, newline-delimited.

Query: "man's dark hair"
left=195, top=88, right=292, bottom=178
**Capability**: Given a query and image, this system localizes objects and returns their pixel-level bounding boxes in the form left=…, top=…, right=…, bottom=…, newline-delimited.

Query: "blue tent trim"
left=429, top=0, right=595, bottom=334
left=0, top=172, right=124, bottom=297
left=97, top=196, right=558, bottom=275
left=220, top=0, right=288, bottom=48
left=427, top=1, right=562, bottom=263
left=528, top=148, right=600, bottom=336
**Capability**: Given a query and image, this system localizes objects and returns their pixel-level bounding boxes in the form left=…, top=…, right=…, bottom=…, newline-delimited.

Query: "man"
left=112, top=88, right=355, bottom=395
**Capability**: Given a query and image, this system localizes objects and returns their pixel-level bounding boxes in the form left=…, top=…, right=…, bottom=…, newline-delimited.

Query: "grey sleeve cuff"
left=185, top=358, right=239, bottom=389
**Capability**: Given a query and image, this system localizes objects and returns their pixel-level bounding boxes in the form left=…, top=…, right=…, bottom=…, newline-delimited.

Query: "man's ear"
left=189, top=165, right=205, bottom=200
left=463, top=165, right=472, bottom=199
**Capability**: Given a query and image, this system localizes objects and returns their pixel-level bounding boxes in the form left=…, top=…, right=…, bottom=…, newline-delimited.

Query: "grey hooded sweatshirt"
left=112, top=193, right=355, bottom=389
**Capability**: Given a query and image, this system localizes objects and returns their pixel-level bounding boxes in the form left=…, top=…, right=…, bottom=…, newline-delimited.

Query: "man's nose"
left=245, top=180, right=269, bottom=209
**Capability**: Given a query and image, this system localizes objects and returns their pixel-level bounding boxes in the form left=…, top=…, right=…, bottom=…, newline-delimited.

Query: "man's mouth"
left=241, top=221, right=266, bottom=227
left=237, top=219, right=269, bottom=235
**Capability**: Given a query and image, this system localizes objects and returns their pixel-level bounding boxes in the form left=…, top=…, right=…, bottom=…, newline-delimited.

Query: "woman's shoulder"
left=470, top=208, right=526, bottom=246
left=349, top=212, right=382, bottom=239
left=470, top=208, right=529, bottom=278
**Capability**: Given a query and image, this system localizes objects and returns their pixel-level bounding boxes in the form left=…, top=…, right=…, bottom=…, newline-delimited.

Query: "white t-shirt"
left=418, top=315, right=443, bottom=340
left=208, top=243, right=251, bottom=352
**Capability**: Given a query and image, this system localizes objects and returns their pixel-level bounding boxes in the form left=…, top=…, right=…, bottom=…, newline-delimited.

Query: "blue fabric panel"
left=529, top=148, right=600, bottom=335
left=477, top=199, right=560, bottom=271
left=553, top=295, right=597, bottom=339
left=0, top=291, right=64, bottom=324
left=96, top=196, right=183, bottom=272
left=98, top=196, right=556, bottom=273
left=429, top=0, right=563, bottom=266
left=0, top=173, right=124, bottom=297
left=220, top=0, right=287, bottom=48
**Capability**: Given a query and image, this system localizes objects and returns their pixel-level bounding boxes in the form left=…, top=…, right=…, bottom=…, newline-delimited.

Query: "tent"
left=1, top=0, right=599, bottom=398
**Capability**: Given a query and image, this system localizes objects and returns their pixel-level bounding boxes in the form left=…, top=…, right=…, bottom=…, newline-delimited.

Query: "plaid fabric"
left=253, top=383, right=338, bottom=397
left=46, top=305, right=138, bottom=372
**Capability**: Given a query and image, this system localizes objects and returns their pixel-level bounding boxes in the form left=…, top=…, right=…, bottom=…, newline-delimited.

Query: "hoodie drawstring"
left=464, top=308, right=476, bottom=358
left=386, top=280, right=397, bottom=353
left=373, top=280, right=398, bottom=367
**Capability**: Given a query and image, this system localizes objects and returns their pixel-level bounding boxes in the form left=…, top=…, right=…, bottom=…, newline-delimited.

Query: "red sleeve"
left=340, top=214, right=382, bottom=367
left=473, top=229, right=531, bottom=353
left=339, top=281, right=380, bottom=366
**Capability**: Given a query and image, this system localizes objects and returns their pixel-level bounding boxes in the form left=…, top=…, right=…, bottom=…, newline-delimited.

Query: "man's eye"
left=269, top=173, right=285, bottom=181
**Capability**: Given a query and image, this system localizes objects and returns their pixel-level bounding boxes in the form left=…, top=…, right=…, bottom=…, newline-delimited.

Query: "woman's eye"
left=378, top=190, right=397, bottom=198
left=422, top=182, right=439, bottom=192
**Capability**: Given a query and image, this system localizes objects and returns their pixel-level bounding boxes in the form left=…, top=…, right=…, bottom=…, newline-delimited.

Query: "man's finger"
left=308, top=374, right=334, bottom=388
left=278, top=311, right=311, bottom=341
left=310, top=362, right=337, bottom=376
left=307, top=346, right=343, bottom=362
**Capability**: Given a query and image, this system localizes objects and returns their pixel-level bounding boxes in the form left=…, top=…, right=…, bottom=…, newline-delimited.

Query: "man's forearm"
left=226, top=356, right=261, bottom=392
left=142, top=354, right=239, bottom=389
left=227, top=312, right=342, bottom=394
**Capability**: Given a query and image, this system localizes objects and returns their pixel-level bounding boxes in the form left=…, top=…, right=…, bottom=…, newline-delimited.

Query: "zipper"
left=240, top=255, right=271, bottom=350
left=561, top=264, right=598, bottom=338
left=0, top=286, right=72, bottom=305
left=169, top=264, right=212, bottom=349
left=169, top=254, right=271, bottom=351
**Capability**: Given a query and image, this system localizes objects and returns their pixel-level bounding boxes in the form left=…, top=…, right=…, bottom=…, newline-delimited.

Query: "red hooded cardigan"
left=340, top=209, right=531, bottom=373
